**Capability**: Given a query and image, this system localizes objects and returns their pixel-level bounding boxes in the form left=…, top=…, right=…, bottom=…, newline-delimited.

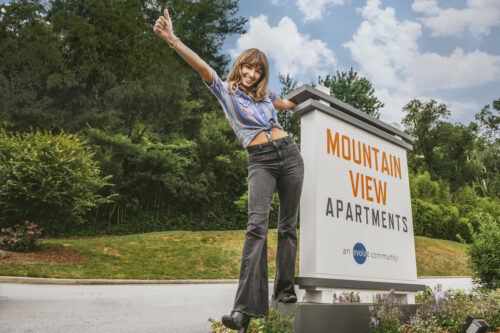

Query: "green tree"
left=402, top=99, right=450, bottom=177
left=0, top=0, right=64, bottom=131
left=475, top=98, right=500, bottom=143
left=472, top=98, right=500, bottom=198
left=1, top=0, right=251, bottom=234
left=318, top=68, right=384, bottom=118
left=467, top=214, right=500, bottom=289
left=277, top=73, right=300, bottom=141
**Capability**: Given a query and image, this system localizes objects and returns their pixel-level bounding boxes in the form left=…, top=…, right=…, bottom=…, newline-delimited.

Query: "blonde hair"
left=227, top=48, right=270, bottom=102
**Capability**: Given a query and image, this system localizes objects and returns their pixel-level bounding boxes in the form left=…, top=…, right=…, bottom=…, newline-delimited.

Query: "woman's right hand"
left=154, top=9, right=176, bottom=44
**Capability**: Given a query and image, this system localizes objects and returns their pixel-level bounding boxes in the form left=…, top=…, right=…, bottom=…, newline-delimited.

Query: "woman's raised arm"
left=154, top=9, right=213, bottom=84
left=273, top=96, right=297, bottom=111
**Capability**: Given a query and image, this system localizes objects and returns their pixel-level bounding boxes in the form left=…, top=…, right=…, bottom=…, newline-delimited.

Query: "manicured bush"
left=0, top=129, right=112, bottom=235
left=0, top=220, right=43, bottom=252
left=412, top=199, right=472, bottom=242
left=467, top=215, right=500, bottom=290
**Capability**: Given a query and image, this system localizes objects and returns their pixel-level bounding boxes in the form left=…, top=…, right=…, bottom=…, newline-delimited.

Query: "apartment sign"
left=299, top=109, right=418, bottom=283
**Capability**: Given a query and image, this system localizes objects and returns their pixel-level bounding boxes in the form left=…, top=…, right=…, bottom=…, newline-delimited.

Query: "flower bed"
left=1, top=221, right=43, bottom=252
left=369, top=288, right=500, bottom=333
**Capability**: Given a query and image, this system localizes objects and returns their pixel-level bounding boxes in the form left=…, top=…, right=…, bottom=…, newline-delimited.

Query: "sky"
left=222, top=0, right=500, bottom=126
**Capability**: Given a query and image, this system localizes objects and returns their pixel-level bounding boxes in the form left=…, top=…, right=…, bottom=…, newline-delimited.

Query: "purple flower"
left=1, top=228, right=5, bottom=233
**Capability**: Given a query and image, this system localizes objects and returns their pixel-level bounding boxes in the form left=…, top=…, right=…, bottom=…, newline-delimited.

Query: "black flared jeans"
left=232, top=136, right=304, bottom=317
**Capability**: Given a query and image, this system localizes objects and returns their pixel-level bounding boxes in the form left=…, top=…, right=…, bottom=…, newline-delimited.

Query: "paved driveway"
left=0, top=282, right=253, bottom=333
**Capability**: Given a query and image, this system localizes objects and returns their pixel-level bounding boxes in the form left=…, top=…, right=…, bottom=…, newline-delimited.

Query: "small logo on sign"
left=353, top=242, right=368, bottom=264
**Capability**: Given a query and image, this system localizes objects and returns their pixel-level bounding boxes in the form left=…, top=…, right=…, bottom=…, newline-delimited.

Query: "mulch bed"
left=0, top=245, right=86, bottom=264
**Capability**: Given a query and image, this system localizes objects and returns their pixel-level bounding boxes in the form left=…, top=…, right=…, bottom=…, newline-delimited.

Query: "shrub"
left=0, top=220, right=43, bottom=252
left=369, top=289, right=404, bottom=333
left=467, top=215, right=500, bottom=290
left=0, top=129, right=112, bottom=235
left=405, top=289, right=499, bottom=332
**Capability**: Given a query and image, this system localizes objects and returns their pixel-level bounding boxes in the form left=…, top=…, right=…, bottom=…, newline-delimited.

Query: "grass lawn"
left=0, top=231, right=471, bottom=279
left=415, top=236, right=472, bottom=276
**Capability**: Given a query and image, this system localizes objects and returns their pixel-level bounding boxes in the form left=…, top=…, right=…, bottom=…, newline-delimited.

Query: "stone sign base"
left=293, top=303, right=419, bottom=333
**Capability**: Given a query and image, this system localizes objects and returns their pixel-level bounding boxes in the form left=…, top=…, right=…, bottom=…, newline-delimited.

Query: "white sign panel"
left=299, top=110, right=418, bottom=284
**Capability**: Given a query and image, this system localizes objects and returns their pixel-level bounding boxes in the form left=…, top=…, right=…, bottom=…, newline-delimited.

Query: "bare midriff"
left=247, top=127, right=288, bottom=147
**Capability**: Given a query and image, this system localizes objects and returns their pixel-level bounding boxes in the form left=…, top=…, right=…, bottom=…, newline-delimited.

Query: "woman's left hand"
left=274, top=96, right=297, bottom=110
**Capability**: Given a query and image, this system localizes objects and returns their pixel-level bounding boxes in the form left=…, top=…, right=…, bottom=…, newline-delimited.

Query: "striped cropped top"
left=204, top=68, right=283, bottom=148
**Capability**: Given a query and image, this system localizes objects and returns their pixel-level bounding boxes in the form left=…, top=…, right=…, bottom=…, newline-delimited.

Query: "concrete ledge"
left=296, top=277, right=426, bottom=293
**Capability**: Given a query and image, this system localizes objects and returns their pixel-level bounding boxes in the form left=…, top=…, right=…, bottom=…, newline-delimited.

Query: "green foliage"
left=467, top=215, right=500, bottom=290
left=411, top=198, right=470, bottom=242
left=0, top=0, right=249, bottom=234
left=277, top=73, right=301, bottom=142
left=475, top=98, right=500, bottom=143
left=0, top=221, right=43, bottom=252
left=250, top=304, right=295, bottom=333
left=2, top=0, right=498, bottom=238
left=406, top=289, right=500, bottom=332
left=235, top=190, right=279, bottom=229
left=404, top=99, right=441, bottom=175
left=409, top=169, right=500, bottom=243
left=369, top=289, right=403, bottom=333
left=318, top=68, right=384, bottom=118
left=83, top=122, right=247, bottom=233
left=209, top=304, right=294, bottom=333
left=0, top=129, right=112, bottom=235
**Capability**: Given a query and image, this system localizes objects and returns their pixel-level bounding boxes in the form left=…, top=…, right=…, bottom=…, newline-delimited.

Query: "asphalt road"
left=0, top=282, right=266, bottom=333
left=0, top=277, right=472, bottom=332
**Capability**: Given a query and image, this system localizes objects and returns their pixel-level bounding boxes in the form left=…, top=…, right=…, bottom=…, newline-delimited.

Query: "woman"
left=154, top=9, right=304, bottom=333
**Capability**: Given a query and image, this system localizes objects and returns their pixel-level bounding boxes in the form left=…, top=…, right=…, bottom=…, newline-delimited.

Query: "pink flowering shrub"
left=0, top=221, right=43, bottom=252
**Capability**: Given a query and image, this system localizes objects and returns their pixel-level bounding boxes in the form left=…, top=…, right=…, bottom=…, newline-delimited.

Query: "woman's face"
left=240, top=63, right=262, bottom=90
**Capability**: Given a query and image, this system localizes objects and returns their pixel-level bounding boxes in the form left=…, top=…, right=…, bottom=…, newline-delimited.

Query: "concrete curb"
left=0, top=275, right=471, bottom=285
left=0, top=276, right=243, bottom=285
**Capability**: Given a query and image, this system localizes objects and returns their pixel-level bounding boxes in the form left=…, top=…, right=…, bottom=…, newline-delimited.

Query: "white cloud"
left=344, top=0, right=500, bottom=121
left=406, top=48, right=500, bottom=92
left=343, top=0, right=421, bottom=91
left=412, top=0, right=500, bottom=37
left=344, top=0, right=500, bottom=96
left=296, top=0, right=344, bottom=21
left=376, top=88, right=479, bottom=126
left=231, top=15, right=337, bottom=77
left=375, top=89, right=413, bottom=125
